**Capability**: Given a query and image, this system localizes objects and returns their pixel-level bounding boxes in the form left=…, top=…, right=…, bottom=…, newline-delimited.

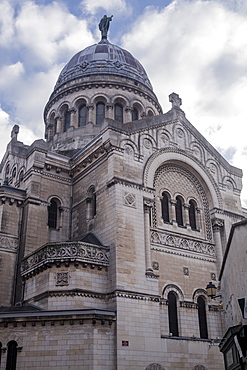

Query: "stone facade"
left=0, top=37, right=245, bottom=369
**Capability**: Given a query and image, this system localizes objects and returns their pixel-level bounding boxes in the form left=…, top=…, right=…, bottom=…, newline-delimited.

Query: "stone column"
left=143, top=199, right=153, bottom=272
left=87, top=104, right=94, bottom=124
left=86, top=197, right=92, bottom=220
left=106, top=104, right=114, bottom=120
left=125, top=106, right=132, bottom=123
left=184, top=203, right=191, bottom=228
left=69, top=108, right=77, bottom=128
left=56, top=116, right=62, bottom=134
left=170, top=199, right=177, bottom=225
left=212, top=218, right=224, bottom=274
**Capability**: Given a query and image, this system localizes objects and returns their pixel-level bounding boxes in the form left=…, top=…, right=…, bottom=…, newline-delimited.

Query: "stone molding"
left=0, top=234, right=18, bottom=253
left=21, top=241, right=110, bottom=279
left=150, top=229, right=216, bottom=260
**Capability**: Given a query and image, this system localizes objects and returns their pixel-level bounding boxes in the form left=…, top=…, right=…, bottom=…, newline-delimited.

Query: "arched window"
left=6, top=340, right=18, bottom=370
left=96, top=102, right=105, bottom=125
left=19, top=170, right=24, bottom=183
left=197, top=296, right=208, bottom=339
left=161, top=192, right=170, bottom=223
left=175, top=196, right=183, bottom=226
left=189, top=200, right=197, bottom=230
left=79, top=104, right=87, bottom=126
left=48, top=199, right=59, bottom=229
left=64, top=109, right=71, bottom=131
left=114, top=103, right=123, bottom=122
left=87, top=187, right=96, bottom=219
left=168, top=291, right=179, bottom=336
left=132, top=107, right=138, bottom=121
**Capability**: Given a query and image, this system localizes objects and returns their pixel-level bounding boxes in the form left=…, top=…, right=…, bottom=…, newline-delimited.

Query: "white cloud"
left=80, top=0, right=132, bottom=16
left=0, top=1, right=15, bottom=47
left=122, top=0, right=247, bottom=206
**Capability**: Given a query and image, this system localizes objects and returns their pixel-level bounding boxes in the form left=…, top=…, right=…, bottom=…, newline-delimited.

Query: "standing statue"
left=99, top=15, right=113, bottom=40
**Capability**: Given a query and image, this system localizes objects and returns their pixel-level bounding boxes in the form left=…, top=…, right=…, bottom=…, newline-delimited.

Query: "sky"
left=0, top=0, right=247, bottom=206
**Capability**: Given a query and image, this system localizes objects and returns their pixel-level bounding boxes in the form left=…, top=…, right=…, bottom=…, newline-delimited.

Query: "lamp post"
left=206, top=282, right=221, bottom=299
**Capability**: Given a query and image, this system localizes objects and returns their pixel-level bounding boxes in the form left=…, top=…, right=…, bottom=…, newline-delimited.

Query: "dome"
left=55, top=41, right=153, bottom=91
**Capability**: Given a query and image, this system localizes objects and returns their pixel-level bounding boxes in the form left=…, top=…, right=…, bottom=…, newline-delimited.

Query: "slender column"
left=212, top=218, right=224, bottom=274
left=106, top=104, right=114, bottom=120
left=196, top=208, right=202, bottom=231
left=170, top=199, right=177, bottom=225
left=87, top=104, right=94, bottom=124
left=69, top=108, right=77, bottom=128
left=125, top=106, right=132, bottom=123
left=56, top=116, right=62, bottom=134
left=143, top=199, right=153, bottom=272
left=184, top=203, right=190, bottom=228
left=86, top=197, right=92, bottom=220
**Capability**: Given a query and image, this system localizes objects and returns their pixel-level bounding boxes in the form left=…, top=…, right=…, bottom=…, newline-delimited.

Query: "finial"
left=169, top=93, right=182, bottom=109
left=99, top=15, right=113, bottom=42
left=11, top=125, right=19, bottom=141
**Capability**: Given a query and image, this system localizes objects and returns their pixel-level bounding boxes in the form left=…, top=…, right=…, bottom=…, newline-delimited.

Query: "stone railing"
left=150, top=229, right=215, bottom=259
left=21, top=241, right=109, bottom=278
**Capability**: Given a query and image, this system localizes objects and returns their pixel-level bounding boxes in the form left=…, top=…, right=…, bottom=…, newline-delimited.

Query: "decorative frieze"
left=0, top=234, right=18, bottom=253
left=150, top=229, right=216, bottom=259
left=21, top=241, right=109, bottom=278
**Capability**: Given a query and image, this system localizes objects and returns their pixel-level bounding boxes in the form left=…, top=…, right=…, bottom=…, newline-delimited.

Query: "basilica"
left=0, top=17, right=245, bottom=370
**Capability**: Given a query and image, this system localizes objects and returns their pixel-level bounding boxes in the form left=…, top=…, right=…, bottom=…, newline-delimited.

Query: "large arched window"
left=79, top=104, right=87, bottom=126
left=197, top=296, right=208, bottom=339
left=96, top=102, right=105, bottom=125
left=168, top=292, right=179, bottom=336
left=114, top=103, right=123, bottom=122
left=48, top=199, right=59, bottom=229
left=132, top=107, right=138, bottom=121
left=189, top=199, right=197, bottom=230
left=175, top=196, right=184, bottom=226
left=161, top=192, right=170, bottom=223
left=64, top=109, right=71, bottom=132
left=6, top=340, right=18, bottom=370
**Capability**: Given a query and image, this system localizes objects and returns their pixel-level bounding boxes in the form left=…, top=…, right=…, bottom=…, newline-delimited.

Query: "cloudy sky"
left=0, top=0, right=247, bottom=206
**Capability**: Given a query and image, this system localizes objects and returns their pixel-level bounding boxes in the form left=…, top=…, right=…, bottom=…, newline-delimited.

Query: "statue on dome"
left=99, top=15, right=113, bottom=40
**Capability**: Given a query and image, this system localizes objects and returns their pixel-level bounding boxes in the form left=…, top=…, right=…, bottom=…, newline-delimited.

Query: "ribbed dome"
left=55, top=41, right=153, bottom=91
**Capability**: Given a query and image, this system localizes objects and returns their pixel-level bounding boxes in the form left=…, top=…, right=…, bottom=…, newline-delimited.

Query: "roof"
left=55, top=40, right=153, bottom=91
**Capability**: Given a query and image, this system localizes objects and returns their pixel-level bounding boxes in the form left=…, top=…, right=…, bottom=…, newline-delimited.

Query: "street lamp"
left=206, top=282, right=221, bottom=299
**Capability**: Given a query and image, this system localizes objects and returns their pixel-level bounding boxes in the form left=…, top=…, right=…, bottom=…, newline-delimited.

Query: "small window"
left=175, top=196, right=184, bottom=226
left=197, top=296, right=208, bottom=339
left=114, top=103, right=123, bottom=122
left=161, top=192, right=170, bottom=223
left=12, top=167, right=17, bottom=178
left=96, top=102, right=105, bottom=125
left=168, top=292, right=179, bottom=336
left=64, top=109, right=71, bottom=131
left=132, top=107, right=138, bottom=121
left=88, top=187, right=96, bottom=219
left=189, top=200, right=197, bottom=230
left=79, top=104, right=87, bottom=126
left=6, top=340, right=18, bottom=370
left=19, top=170, right=24, bottom=183
left=48, top=199, right=58, bottom=229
